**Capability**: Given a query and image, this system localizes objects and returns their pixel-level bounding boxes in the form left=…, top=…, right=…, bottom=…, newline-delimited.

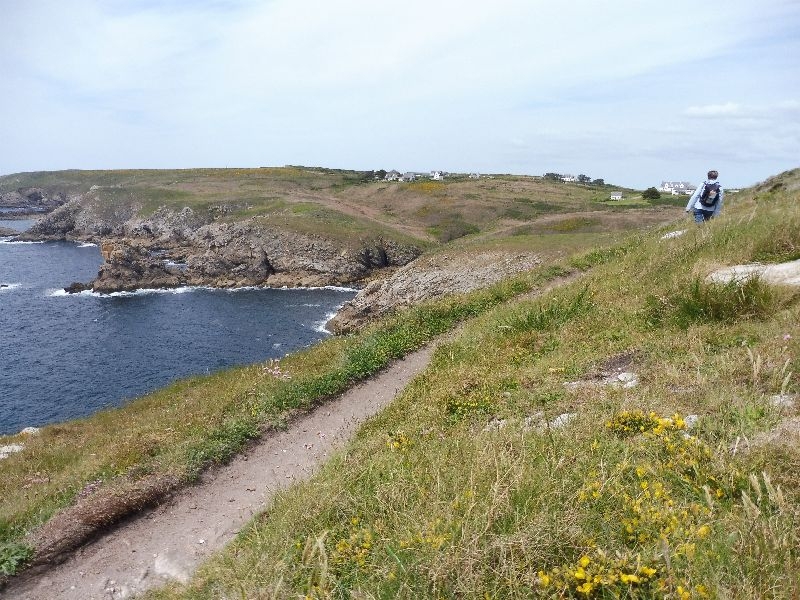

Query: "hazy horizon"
left=2, top=1, right=798, bottom=189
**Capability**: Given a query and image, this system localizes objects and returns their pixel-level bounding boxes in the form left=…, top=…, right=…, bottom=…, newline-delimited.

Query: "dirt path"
left=4, top=345, right=438, bottom=600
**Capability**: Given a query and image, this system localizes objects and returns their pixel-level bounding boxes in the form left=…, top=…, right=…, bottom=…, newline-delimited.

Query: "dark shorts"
left=693, top=208, right=715, bottom=222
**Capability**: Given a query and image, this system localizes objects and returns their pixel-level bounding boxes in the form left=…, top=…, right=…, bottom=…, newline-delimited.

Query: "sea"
left=0, top=218, right=356, bottom=435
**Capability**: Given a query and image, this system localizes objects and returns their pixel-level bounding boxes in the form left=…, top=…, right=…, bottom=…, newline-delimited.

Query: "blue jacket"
left=686, top=180, right=724, bottom=215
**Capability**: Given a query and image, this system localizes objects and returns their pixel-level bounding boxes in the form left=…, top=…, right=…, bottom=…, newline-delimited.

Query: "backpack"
left=699, top=181, right=720, bottom=207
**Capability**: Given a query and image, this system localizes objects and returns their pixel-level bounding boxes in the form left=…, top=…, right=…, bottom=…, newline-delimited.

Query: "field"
left=0, top=167, right=679, bottom=249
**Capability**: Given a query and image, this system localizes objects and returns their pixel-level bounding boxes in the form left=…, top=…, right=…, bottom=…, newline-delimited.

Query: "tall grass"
left=645, top=276, right=794, bottom=328
left=0, top=267, right=550, bottom=576
left=144, top=169, right=800, bottom=599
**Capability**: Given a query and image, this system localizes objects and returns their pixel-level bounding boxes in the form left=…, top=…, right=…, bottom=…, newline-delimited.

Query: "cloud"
left=1, top=0, right=798, bottom=188
left=685, top=103, right=743, bottom=117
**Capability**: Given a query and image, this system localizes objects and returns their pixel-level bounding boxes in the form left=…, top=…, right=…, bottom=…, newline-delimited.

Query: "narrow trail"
left=4, top=272, right=584, bottom=600
left=4, top=345, right=438, bottom=600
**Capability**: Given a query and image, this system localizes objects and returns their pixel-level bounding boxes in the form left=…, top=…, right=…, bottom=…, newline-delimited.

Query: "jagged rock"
left=327, top=251, right=542, bottom=333
left=64, top=281, right=93, bottom=294
left=86, top=221, right=421, bottom=293
left=0, top=444, right=24, bottom=459
left=20, top=194, right=423, bottom=296
left=708, top=260, right=800, bottom=286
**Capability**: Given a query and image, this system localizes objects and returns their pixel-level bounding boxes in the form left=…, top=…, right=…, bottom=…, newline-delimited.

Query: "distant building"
left=561, top=174, right=578, bottom=182
left=401, top=172, right=416, bottom=182
left=660, top=181, right=694, bottom=193
left=385, top=170, right=401, bottom=181
left=469, top=172, right=481, bottom=179
left=431, top=171, right=443, bottom=180
left=610, top=191, right=623, bottom=200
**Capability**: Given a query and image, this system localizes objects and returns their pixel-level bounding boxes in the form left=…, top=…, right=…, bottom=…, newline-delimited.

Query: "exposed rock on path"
left=708, top=259, right=800, bottom=286
left=3, top=345, right=438, bottom=600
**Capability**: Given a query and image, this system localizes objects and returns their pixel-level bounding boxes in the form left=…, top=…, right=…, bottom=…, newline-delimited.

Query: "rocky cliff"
left=0, top=187, right=70, bottom=214
left=21, top=196, right=421, bottom=293
left=326, top=250, right=543, bottom=333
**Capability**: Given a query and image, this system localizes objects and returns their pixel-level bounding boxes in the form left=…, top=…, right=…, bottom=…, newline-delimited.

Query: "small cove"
left=0, top=221, right=355, bottom=435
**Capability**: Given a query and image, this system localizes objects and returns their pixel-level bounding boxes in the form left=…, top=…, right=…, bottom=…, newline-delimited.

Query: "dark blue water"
left=0, top=221, right=356, bottom=435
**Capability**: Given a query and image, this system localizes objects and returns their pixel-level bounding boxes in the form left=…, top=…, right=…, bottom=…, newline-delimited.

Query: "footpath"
left=3, top=344, right=438, bottom=600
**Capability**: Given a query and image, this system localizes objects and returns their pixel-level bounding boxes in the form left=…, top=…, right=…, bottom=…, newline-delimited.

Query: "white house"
left=385, top=170, right=401, bottom=181
left=469, top=172, right=481, bottom=179
left=401, top=172, right=416, bottom=182
left=431, top=171, right=443, bottom=180
left=660, top=181, right=694, bottom=193
left=610, top=191, right=623, bottom=200
left=561, top=174, right=578, bottom=182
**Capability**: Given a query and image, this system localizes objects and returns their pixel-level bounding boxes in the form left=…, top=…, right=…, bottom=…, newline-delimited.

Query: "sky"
left=1, top=0, right=798, bottom=189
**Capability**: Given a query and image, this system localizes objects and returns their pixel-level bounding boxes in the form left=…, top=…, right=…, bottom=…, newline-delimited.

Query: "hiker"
left=685, top=170, right=724, bottom=223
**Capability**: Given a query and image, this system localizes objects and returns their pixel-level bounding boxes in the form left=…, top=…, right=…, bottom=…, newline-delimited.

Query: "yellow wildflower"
left=576, top=582, right=593, bottom=595
left=579, top=555, right=591, bottom=568
left=620, top=573, right=641, bottom=584
left=639, top=566, right=657, bottom=577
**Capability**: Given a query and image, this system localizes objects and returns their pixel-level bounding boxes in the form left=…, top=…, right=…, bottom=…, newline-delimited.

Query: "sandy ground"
left=3, top=344, right=437, bottom=600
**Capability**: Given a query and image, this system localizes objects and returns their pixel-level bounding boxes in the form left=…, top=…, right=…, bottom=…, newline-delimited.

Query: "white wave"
left=312, top=310, right=338, bottom=334
left=48, top=285, right=207, bottom=298
left=78, top=242, right=98, bottom=248
left=0, top=283, right=22, bottom=292
left=223, top=285, right=262, bottom=293
left=105, top=285, right=200, bottom=297
left=277, top=284, right=358, bottom=292
left=48, top=287, right=105, bottom=297
left=0, top=239, right=44, bottom=244
left=48, top=282, right=359, bottom=298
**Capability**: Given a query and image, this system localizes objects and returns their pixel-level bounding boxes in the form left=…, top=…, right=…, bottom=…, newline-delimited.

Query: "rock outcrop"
left=327, top=251, right=542, bottom=333
left=0, top=187, right=69, bottom=214
left=22, top=196, right=421, bottom=293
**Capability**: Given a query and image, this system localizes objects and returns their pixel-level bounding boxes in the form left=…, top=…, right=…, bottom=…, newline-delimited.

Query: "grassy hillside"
left=2, top=168, right=796, bottom=596
left=0, top=167, right=678, bottom=248
left=124, top=168, right=797, bottom=599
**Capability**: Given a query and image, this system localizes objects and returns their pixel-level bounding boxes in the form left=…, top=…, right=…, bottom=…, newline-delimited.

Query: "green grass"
left=3, top=167, right=684, bottom=253
left=0, top=264, right=559, bottom=576
left=135, top=168, right=800, bottom=599
left=3, top=168, right=799, bottom=596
